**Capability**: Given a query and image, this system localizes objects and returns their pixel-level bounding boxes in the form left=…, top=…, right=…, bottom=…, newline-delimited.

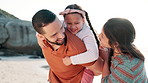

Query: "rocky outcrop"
left=0, top=9, right=42, bottom=56
left=0, top=13, right=6, bottom=18
left=0, top=18, right=42, bottom=56
left=0, top=9, right=18, bottom=19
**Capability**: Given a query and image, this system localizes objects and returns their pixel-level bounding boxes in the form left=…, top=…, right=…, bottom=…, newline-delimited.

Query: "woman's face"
left=99, top=28, right=111, bottom=48
left=64, top=13, right=84, bottom=34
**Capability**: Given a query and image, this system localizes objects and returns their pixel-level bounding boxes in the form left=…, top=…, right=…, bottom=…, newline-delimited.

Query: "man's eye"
left=51, top=33, right=57, bottom=37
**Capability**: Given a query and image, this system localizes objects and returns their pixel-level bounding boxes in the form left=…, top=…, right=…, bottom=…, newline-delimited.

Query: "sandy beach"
left=0, top=48, right=148, bottom=83
left=0, top=55, right=49, bottom=83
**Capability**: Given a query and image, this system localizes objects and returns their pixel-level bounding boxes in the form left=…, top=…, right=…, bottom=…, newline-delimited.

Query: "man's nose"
left=58, top=31, right=65, bottom=39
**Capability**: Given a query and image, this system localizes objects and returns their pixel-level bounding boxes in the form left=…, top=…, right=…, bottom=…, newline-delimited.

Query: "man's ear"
left=36, top=33, right=45, bottom=40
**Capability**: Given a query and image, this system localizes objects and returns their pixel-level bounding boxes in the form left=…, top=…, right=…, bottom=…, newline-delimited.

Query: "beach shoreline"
left=0, top=55, right=49, bottom=83
left=0, top=48, right=147, bottom=83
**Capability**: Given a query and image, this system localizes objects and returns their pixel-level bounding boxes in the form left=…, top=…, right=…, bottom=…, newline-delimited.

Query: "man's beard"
left=45, top=38, right=64, bottom=45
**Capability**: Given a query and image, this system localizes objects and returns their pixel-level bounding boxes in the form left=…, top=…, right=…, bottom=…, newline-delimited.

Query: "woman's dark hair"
left=103, top=18, right=144, bottom=61
left=64, top=4, right=100, bottom=47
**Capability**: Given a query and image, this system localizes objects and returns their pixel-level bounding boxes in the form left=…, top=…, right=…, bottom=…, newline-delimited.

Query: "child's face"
left=64, top=13, right=85, bottom=34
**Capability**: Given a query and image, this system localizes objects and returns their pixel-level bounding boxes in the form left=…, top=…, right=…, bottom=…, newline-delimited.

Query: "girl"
left=59, top=4, right=99, bottom=66
left=99, top=18, right=147, bottom=83
left=37, top=4, right=104, bottom=83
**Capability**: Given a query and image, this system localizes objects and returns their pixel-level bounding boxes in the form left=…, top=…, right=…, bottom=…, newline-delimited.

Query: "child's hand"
left=36, top=33, right=47, bottom=48
left=62, top=56, right=72, bottom=66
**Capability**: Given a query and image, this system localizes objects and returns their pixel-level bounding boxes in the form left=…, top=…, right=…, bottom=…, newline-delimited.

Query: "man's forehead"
left=52, top=17, right=62, bottom=26
left=43, top=18, right=62, bottom=35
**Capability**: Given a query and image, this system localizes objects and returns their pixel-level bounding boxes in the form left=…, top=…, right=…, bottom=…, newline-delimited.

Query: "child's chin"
left=71, top=32, right=77, bottom=34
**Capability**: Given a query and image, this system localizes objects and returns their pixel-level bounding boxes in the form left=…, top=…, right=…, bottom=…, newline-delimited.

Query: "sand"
left=0, top=55, right=103, bottom=83
left=0, top=48, right=147, bottom=83
left=0, top=55, right=49, bottom=83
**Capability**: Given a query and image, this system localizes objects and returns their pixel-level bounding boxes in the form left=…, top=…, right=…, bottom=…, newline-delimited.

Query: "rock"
left=0, top=18, right=42, bottom=56
left=0, top=23, right=8, bottom=44
left=0, top=13, right=6, bottom=18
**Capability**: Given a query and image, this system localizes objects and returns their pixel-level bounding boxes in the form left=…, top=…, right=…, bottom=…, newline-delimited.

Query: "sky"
left=0, top=0, right=148, bottom=81
left=0, top=0, right=148, bottom=48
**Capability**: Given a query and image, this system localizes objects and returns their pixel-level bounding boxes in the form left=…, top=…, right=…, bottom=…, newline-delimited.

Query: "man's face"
left=42, top=17, right=65, bottom=46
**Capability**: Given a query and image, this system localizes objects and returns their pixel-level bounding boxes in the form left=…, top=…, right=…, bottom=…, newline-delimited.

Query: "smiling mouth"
left=71, top=30, right=77, bottom=33
left=57, top=39, right=64, bottom=42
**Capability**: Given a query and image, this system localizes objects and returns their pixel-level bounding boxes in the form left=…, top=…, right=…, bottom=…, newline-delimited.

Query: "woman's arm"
left=102, top=61, right=110, bottom=77
left=101, top=62, right=136, bottom=83
left=101, top=48, right=110, bottom=78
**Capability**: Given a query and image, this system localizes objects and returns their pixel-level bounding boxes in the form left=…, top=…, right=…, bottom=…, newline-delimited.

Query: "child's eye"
left=75, top=23, right=79, bottom=24
left=67, top=23, right=71, bottom=24
left=67, top=23, right=72, bottom=25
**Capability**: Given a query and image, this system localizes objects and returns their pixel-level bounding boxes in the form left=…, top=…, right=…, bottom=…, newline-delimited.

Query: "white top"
left=69, top=23, right=99, bottom=65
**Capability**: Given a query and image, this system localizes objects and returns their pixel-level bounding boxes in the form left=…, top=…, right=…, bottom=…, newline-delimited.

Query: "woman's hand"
left=99, top=47, right=110, bottom=62
left=99, top=47, right=111, bottom=77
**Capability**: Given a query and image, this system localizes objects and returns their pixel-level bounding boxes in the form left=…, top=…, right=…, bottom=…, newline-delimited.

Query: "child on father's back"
left=37, top=4, right=102, bottom=83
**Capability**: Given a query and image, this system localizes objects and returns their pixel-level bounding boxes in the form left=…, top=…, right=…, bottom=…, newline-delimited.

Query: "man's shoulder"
left=65, top=30, right=79, bottom=40
left=64, top=30, right=86, bottom=56
left=65, top=30, right=83, bottom=45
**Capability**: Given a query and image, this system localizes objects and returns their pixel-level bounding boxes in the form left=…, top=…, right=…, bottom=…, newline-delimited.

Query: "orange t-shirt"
left=42, top=30, right=95, bottom=83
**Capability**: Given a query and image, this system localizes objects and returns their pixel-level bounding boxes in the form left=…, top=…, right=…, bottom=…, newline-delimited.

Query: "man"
left=32, top=9, right=103, bottom=83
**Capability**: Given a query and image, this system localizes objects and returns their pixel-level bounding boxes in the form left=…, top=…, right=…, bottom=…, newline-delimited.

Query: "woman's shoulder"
left=111, top=55, right=144, bottom=71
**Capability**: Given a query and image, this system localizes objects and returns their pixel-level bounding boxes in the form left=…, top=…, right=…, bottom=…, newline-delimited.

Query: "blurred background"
left=0, top=0, right=147, bottom=83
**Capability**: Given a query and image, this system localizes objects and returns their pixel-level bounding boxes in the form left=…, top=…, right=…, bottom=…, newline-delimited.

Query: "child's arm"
left=62, top=47, right=109, bottom=76
left=71, top=30, right=99, bottom=65
left=63, top=28, right=99, bottom=65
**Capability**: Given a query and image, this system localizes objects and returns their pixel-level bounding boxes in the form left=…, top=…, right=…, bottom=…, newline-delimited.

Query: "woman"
left=99, top=18, right=147, bottom=83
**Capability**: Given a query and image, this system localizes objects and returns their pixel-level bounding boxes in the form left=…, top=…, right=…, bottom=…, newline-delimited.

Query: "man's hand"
left=62, top=56, right=72, bottom=66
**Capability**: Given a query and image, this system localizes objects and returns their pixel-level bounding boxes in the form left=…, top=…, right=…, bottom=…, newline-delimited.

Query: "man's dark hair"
left=32, top=9, right=56, bottom=34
